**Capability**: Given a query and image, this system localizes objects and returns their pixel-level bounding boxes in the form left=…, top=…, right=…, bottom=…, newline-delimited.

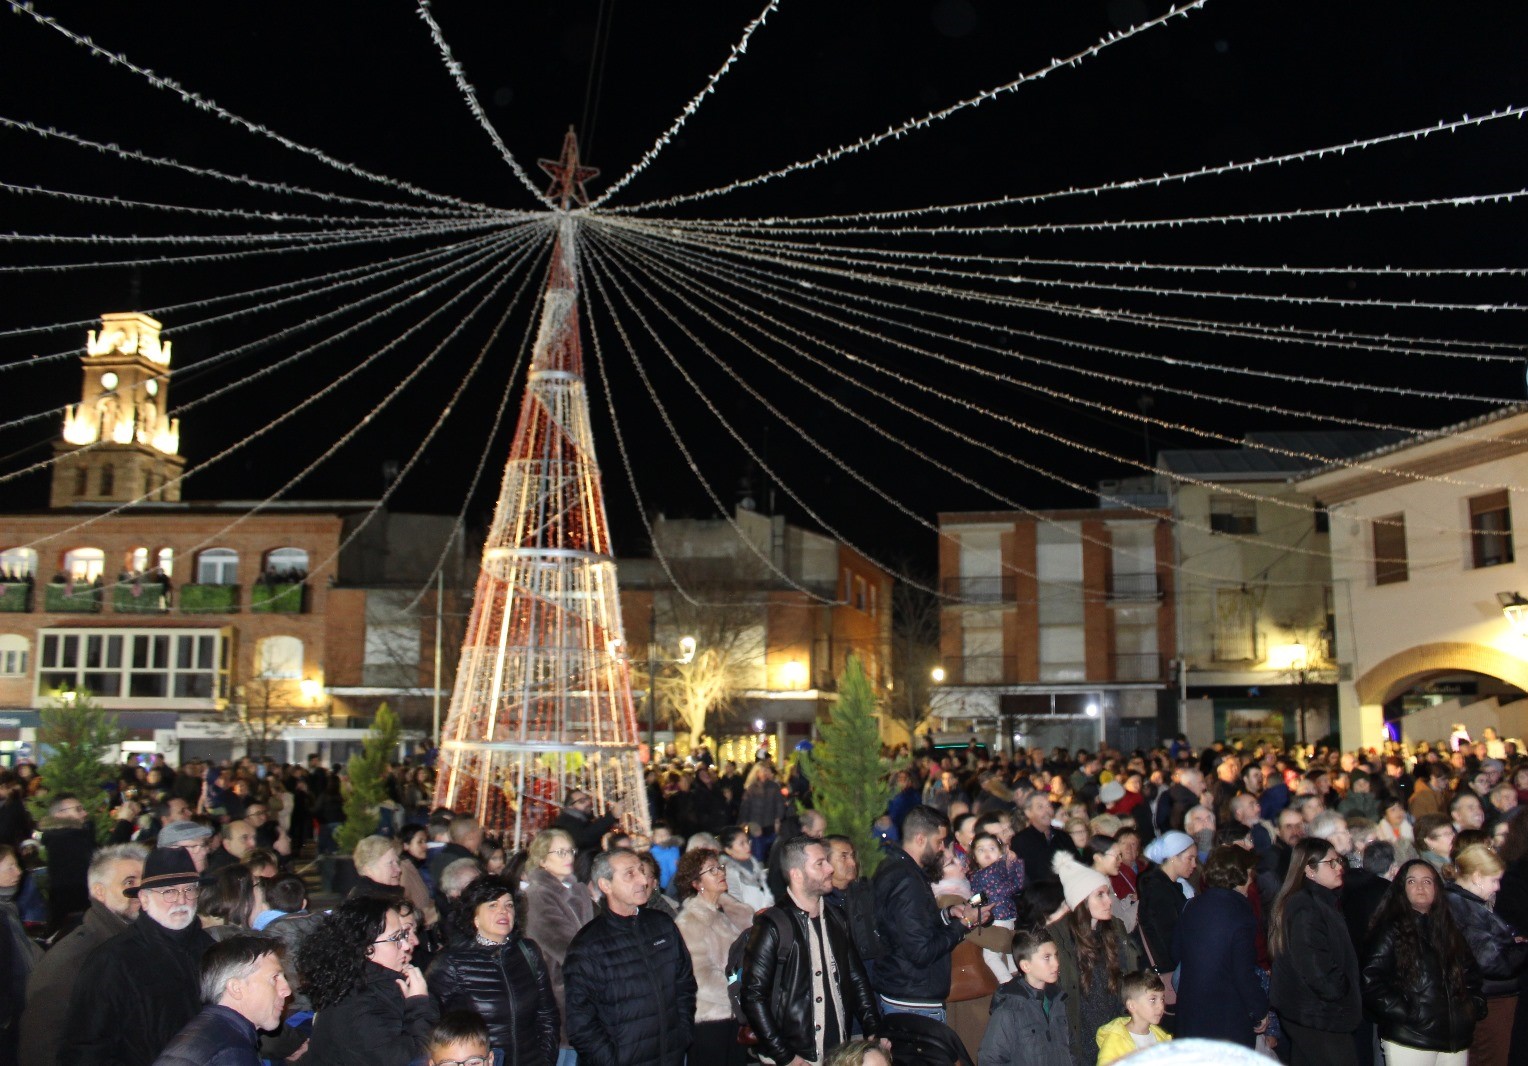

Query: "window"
left=197, top=548, right=239, bottom=586
left=1470, top=491, right=1514, bottom=569
left=1313, top=502, right=1330, bottom=534
left=39, top=627, right=226, bottom=701
left=73, top=466, right=87, bottom=498
left=264, top=547, right=309, bottom=580
left=157, top=547, right=175, bottom=578
left=256, top=636, right=304, bottom=679
left=1209, top=495, right=1258, bottom=535
left=853, top=576, right=867, bottom=612
left=0, top=547, right=36, bottom=579
left=63, top=547, right=105, bottom=582
left=0, top=635, right=28, bottom=676
left=1373, top=514, right=1408, bottom=586
left=99, top=464, right=114, bottom=495
left=1214, top=588, right=1256, bottom=661
left=127, top=547, right=149, bottom=574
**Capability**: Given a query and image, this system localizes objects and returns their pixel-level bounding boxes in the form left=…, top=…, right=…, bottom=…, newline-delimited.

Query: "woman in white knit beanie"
left=1047, top=852, right=1143, bottom=1066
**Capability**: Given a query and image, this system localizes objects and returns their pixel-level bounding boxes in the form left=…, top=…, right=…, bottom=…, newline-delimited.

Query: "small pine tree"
left=336, top=703, right=400, bottom=854
left=800, top=655, right=895, bottom=876
left=29, top=690, right=123, bottom=841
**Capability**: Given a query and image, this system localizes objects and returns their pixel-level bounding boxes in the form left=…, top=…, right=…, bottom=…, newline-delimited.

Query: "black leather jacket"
left=1444, top=882, right=1528, bottom=997
left=870, top=845, right=966, bottom=1002
left=1361, top=911, right=1483, bottom=1052
left=427, top=936, right=559, bottom=1066
left=741, top=900, right=880, bottom=1065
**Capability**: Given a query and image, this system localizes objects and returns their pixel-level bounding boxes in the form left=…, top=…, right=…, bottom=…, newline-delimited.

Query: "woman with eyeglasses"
left=522, top=828, right=593, bottom=1066
left=1361, top=859, right=1483, bottom=1066
left=673, top=847, right=753, bottom=1066
left=1268, top=837, right=1363, bottom=1065
left=427, top=876, right=559, bottom=1066
left=1442, top=843, right=1528, bottom=1066
left=299, top=895, right=437, bottom=1066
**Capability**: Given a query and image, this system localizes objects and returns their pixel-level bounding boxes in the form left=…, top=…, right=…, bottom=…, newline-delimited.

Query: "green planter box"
left=180, top=583, right=240, bottom=614
left=112, top=583, right=167, bottom=614
left=251, top=582, right=305, bottom=614
left=0, top=582, right=31, bottom=612
left=44, top=584, right=101, bottom=613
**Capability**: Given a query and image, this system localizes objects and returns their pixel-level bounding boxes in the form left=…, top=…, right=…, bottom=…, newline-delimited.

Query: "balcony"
left=1107, top=573, right=1163, bottom=602
left=936, top=655, right=1016, bottom=684
left=112, top=582, right=169, bottom=614
left=44, top=583, right=101, bottom=613
left=1113, top=653, right=1166, bottom=682
left=251, top=581, right=306, bottom=614
left=941, top=576, right=1016, bottom=603
left=179, top=583, right=241, bottom=614
left=0, top=581, right=32, bottom=613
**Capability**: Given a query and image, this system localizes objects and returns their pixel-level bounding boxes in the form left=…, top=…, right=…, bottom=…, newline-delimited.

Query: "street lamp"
left=781, top=659, right=808, bottom=689
left=931, top=666, right=946, bottom=683
left=644, top=610, right=698, bottom=753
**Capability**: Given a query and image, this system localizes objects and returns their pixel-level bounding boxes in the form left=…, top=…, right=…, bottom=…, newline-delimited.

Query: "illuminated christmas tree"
left=434, top=131, right=648, bottom=845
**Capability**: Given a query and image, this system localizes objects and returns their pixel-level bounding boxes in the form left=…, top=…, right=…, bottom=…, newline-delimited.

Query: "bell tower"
left=51, top=312, right=186, bottom=507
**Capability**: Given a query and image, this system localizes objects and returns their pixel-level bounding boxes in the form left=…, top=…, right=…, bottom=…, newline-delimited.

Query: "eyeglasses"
left=373, top=928, right=412, bottom=946
left=698, top=866, right=724, bottom=878
left=434, top=1058, right=488, bottom=1066
left=547, top=848, right=576, bottom=858
left=148, top=885, right=198, bottom=903
left=1310, top=858, right=1345, bottom=870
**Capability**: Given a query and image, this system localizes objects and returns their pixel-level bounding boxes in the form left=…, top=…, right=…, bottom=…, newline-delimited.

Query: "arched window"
left=157, top=547, right=175, bottom=578
left=0, top=547, right=37, bottom=579
left=196, top=548, right=239, bottom=586
left=99, top=464, right=115, bottom=495
left=256, top=635, right=304, bottom=680
left=0, top=634, right=28, bottom=677
left=127, top=547, right=149, bottom=574
left=264, top=547, right=309, bottom=580
left=63, top=547, right=105, bottom=582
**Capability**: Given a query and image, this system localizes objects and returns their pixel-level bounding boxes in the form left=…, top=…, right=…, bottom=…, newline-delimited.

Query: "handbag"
left=1137, top=925, right=1178, bottom=1008
left=947, top=938, right=998, bottom=1002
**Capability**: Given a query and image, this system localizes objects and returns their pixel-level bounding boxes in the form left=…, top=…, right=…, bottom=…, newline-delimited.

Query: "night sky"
left=2, top=1, right=1525, bottom=574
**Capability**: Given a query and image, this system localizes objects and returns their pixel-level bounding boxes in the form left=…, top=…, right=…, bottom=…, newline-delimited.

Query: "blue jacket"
left=1172, top=886, right=1268, bottom=1047
left=870, top=845, right=965, bottom=1003
left=150, top=1004, right=260, bottom=1066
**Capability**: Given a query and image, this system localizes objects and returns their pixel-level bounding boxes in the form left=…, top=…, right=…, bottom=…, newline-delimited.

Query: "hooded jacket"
left=1361, top=910, right=1483, bottom=1052
left=1095, top=1017, right=1170, bottom=1065
left=1443, top=882, right=1528, bottom=998
left=978, top=978, right=1072, bottom=1066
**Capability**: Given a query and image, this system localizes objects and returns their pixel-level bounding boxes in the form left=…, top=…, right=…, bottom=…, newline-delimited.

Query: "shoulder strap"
left=516, top=938, right=545, bottom=982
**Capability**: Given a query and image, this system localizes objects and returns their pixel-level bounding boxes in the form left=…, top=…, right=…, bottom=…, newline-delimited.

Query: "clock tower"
left=51, top=312, right=186, bottom=507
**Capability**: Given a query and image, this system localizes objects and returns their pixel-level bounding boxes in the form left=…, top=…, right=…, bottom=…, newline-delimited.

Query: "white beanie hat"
left=1053, top=850, right=1110, bottom=912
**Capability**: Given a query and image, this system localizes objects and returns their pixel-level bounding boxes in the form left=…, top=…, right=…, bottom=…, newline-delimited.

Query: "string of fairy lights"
left=1, top=0, right=1525, bottom=609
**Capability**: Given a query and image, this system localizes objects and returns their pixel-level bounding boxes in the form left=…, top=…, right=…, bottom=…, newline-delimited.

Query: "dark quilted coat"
left=427, top=936, right=559, bottom=1066
left=1361, top=911, right=1483, bottom=1052
left=305, top=961, right=438, bottom=1066
left=563, top=905, right=697, bottom=1066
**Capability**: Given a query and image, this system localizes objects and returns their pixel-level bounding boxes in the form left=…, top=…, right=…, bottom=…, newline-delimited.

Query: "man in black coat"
left=428, top=816, right=484, bottom=885
left=871, top=805, right=988, bottom=1019
left=1012, top=792, right=1077, bottom=885
left=743, top=836, right=882, bottom=1064
left=61, top=848, right=216, bottom=1066
left=563, top=848, right=697, bottom=1065
left=40, top=792, right=97, bottom=931
left=549, top=790, right=617, bottom=859
left=689, top=766, right=729, bottom=835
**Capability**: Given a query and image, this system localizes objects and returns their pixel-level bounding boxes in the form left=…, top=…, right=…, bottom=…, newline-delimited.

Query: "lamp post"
left=644, top=596, right=696, bottom=754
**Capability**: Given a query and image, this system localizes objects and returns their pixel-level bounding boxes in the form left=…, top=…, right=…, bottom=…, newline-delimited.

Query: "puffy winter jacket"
left=148, top=1005, right=259, bottom=1066
left=870, top=845, right=967, bottom=1003
left=978, top=978, right=1072, bottom=1066
left=426, top=936, right=559, bottom=1066
left=563, top=904, right=697, bottom=1066
left=1269, top=883, right=1362, bottom=1034
left=1443, top=882, right=1528, bottom=998
left=1361, top=910, right=1483, bottom=1052
left=740, top=899, right=881, bottom=1064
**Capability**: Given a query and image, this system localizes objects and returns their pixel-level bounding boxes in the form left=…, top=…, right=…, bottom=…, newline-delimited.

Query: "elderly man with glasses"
left=60, top=847, right=216, bottom=1066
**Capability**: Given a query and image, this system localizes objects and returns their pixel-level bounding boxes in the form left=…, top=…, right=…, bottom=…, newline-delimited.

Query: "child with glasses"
left=428, top=1010, right=493, bottom=1066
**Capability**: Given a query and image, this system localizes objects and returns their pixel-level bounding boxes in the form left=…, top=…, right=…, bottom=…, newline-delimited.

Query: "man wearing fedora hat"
left=60, top=847, right=215, bottom=1066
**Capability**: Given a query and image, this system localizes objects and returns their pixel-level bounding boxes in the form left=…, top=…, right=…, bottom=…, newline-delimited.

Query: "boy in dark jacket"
left=980, top=928, right=1072, bottom=1066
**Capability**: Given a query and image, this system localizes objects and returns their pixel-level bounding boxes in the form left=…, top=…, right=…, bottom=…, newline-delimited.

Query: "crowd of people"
left=0, top=729, right=1526, bottom=1066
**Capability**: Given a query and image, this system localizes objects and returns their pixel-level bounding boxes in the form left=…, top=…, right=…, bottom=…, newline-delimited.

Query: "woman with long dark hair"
left=1268, top=837, right=1362, bottom=1065
left=298, top=895, right=437, bottom=1066
left=426, top=876, right=559, bottom=1065
left=1442, top=843, right=1528, bottom=1066
left=1047, top=853, right=1141, bottom=1066
left=1361, top=859, right=1482, bottom=1065
left=198, top=862, right=264, bottom=940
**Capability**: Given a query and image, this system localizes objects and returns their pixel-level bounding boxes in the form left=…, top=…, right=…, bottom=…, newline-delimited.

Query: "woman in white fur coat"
left=675, top=846, right=755, bottom=1066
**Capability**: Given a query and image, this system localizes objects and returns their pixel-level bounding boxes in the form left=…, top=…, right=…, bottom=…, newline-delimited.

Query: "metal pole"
left=647, top=597, right=657, bottom=754
left=433, top=566, right=444, bottom=748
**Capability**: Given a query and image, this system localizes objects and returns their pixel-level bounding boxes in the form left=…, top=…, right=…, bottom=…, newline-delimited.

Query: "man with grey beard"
left=60, top=848, right=215, bottom=1066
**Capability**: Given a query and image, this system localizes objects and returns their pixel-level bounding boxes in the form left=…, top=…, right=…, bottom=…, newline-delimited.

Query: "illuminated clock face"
left=145, top=379, right=159, bottom=396
left=99, top=372, right=119, bottom=390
